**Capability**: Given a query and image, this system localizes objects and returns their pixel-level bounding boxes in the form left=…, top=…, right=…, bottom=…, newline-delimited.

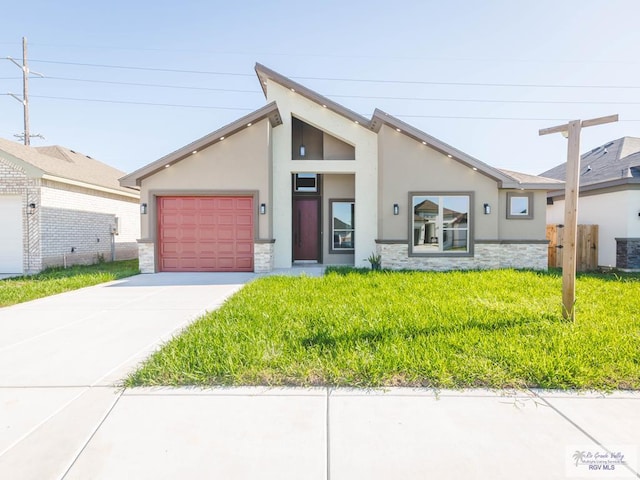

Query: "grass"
left=0, top=259, right=139, bottom=307
left=126, top=268, right=640, bottom=390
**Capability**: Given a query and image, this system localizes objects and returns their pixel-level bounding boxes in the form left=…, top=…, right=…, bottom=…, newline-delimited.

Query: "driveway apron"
left=0, top=272, right=253, bottom=479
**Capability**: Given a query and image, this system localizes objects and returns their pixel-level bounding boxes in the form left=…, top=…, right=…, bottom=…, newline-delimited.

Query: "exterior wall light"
left=260, top=203, right=267, bottom=215
left=393, top=203, right=399, bottom=215
left=140, top=203, right=148, bottom=215
left=483, top=203, right=491, bottom=215
left=28, top=202, right=36, bottom=215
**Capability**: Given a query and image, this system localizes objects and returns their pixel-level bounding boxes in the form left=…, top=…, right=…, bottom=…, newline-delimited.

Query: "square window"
left=507, top=192, right=533, bottom=219
left=410, top=193, right=472, bottom=256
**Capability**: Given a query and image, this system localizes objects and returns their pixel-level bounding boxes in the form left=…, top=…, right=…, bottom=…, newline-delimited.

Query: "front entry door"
left=293, top=198, right=320, bottom=261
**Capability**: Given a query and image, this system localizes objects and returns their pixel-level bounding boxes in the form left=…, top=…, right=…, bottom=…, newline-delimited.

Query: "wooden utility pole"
left=539, top=114, right=618, bottom=320
left=6, top=37, right=43, bottom=145
left=21, top=37, right=30, bottom=145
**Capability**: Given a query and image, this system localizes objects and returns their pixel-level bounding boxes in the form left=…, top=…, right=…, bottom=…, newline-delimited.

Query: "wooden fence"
left=546, top=224, right=598, bottom=271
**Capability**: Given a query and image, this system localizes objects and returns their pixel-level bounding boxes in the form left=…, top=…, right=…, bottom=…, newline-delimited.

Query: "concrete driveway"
left=1, top=272, right=638, bottom=479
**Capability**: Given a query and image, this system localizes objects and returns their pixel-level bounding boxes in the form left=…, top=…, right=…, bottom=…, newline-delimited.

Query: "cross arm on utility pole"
left=539, top=114, right=618, bottom=321
left=539, top=115, right=619, bottom=137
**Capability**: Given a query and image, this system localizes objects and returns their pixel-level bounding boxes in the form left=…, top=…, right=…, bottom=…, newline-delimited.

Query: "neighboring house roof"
left=498, top=169, right=563, bottom=188
left=0, top=138, right=138, bottom=198
left=120, top=102, right=282, bottom=187
left=541, top=137, right=640, bottom=195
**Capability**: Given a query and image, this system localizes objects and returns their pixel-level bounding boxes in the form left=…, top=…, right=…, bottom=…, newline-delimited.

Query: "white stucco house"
left=121, top=64, right=562, bottom=273
left=0, top=138, right=140, bottom=274
left=542, top=137, right=640, bottom=269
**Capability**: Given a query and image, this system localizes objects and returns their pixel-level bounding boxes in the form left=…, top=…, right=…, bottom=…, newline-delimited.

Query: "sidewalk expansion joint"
left=528, top=389, right=640, bottom=478
left=59, top=388, right=124, bottom=480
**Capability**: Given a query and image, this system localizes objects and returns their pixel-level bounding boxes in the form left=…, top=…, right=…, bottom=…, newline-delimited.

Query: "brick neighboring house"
left=0, top=138, right=140, bottom=274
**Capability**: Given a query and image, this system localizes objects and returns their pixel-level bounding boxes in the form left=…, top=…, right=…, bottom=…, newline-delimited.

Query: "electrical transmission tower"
left=6, top=37, right=44, bottom=145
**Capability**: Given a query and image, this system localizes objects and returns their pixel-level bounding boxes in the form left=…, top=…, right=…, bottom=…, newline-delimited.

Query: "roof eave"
left=0, top=148, right=46, bottom=178
left=370, top=109, right=514, bottom=186
left=547, top=177, right=640, bottom=198
left=120, top=102, right=282, bottom=187
left=254, top=63, right=371, bottom=128
left=514, top=182, right=566, bottom=190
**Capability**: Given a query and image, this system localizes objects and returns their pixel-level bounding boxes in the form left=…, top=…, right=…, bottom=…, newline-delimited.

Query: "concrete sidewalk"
left=0, top=273, right=638, bottom=479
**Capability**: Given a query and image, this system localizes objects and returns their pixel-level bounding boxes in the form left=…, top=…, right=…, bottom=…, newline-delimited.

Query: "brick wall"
left=40, top=182, right=139, bottom=268
left=0, top=158, right=42, bottom=273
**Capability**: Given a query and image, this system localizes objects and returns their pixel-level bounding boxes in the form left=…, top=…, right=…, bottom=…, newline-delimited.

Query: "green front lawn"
left=0, top=259, right=139, bottom=307
left=127, top=268, right=640, bottom=390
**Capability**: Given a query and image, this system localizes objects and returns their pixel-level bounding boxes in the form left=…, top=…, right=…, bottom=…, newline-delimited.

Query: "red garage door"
left=158, top=196, right=254, bottom=272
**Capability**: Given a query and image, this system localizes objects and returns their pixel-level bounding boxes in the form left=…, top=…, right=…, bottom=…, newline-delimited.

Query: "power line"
left=27, top=94, right=255, bottom=111
left=27, top=76, right=640, bottom=105
left=27, top=59, right=640, bottom=89
left=22, top=41, right=640, bottom=65
left=30, top=59, right=254, bottom=77
left=16, top=94, right=640, bottom=121
left=43, top=76, right=260, bottom=94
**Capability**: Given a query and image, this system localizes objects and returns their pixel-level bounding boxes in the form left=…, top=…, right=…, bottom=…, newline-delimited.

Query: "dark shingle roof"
left=541, top=137, right=640, bottom=186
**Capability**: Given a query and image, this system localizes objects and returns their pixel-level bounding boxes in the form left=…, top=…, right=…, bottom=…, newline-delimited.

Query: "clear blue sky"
left=1, top=0, right=639, bottom=175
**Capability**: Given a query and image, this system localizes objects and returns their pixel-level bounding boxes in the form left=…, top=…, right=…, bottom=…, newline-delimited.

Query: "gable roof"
left=120, top=102, right=282, bottom=187
left=121, top=64, right=561, bottom=191
left=256, top=64, right=558, bottom=190
left=0, top=138, right=138, bottom=197
left=255, top=63, right=371, bottom=127
left=541, top=137, right=640, bottom=188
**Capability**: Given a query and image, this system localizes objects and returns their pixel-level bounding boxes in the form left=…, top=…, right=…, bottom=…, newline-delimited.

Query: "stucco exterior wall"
left=139, top=118, right=272, bottom=242
left=40, top=182, right=139, bottom=268
left=547, top=188, right=640, bottom=267
left=267, top=80, right=378, bottom=269
left=377, top=125, right=499, bottom=241
left=497, top=190, right=548, bottom=241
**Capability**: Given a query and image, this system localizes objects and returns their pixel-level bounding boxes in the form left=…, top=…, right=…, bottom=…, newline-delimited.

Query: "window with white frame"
left=411, top=193, right=471, bottom=255
left=331, top=200, right=354, bottom=252
left=506, top=192, right=533, bottom=219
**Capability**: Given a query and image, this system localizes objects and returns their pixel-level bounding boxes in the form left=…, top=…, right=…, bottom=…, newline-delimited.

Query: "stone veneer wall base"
left=254, top=242, right=275, bottom=273
left=377, top=243, right=547, bottom=271
left=138, top=241, right=155, bottom=273
left=616, top=238, right=640, bottom=270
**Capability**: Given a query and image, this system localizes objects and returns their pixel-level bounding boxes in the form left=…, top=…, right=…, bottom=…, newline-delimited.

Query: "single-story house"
left=542, top=137, right=640, bottom=269
left=120, top=63, right=562, bottom=273
left=0, top=138, right=140, bottom=274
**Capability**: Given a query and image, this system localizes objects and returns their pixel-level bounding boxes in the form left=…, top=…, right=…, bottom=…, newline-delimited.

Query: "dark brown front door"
left=293, top=198, right=320, bottom=261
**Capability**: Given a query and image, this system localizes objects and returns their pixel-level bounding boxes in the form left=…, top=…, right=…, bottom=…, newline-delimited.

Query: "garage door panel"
left=236, top=244, right=253, bottom=255
left=235, top=198, right=253, bottom=210
left=216, top=198, right=235, bottom=209
left=0, top=196, right=23, bottom=273
left=158, top=196, right=254, bottom=272
left=235, top=214, right=252, bottom=225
